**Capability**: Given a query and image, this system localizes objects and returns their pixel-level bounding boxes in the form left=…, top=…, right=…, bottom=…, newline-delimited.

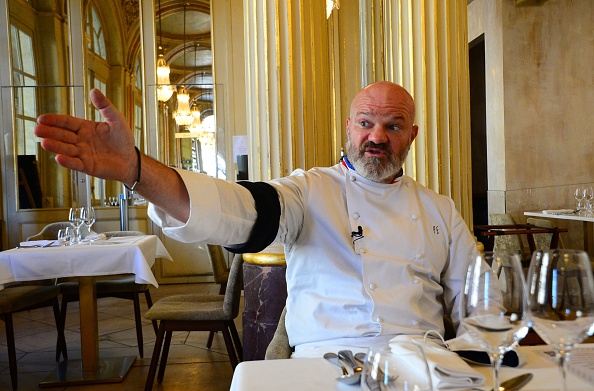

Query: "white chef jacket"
left=148, top=163, right=479, bottom=350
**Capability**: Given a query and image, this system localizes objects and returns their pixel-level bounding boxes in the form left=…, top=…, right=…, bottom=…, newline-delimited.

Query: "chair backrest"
left=223, top=253, right=243, bottom=318
left=488, top=213, right=523, bottom=255
left=526, top=217, right=559, bottom=251
left=26, top=222, right=71, bottom=241
left=27, top=221, right=94, bottom=241
left=207, top=244, right=230, bottom=285
left=102, top=230, right=145, bottom=238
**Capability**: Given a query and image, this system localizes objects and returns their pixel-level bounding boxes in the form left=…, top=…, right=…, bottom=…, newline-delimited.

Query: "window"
left=86, top=5, right=106, bottom=60
left=10, top=24, right=38, bottom=156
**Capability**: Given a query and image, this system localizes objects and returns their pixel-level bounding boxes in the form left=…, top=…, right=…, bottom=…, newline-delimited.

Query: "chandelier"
left=188, top=104, right=202, bottom=132
left=173, top=5, right=193, bottom=126
left=173, top=87, right=194, bottom=126
left=156, top=0, right=174, bottom=101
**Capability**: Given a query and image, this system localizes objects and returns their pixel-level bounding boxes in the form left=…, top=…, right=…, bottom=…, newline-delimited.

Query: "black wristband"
left=125, top=146, right=141, bottom=191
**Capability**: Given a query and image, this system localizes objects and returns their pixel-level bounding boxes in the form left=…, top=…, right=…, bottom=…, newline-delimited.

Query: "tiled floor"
left=0, top=282, right=241, bottom=390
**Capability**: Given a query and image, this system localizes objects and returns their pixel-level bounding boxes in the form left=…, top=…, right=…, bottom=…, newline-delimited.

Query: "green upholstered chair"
left=0, top=282, right=67, bottom=390
left=205, top=244, right=230, bottom=349
left=143, top=253, right=244, bottom=390
left=56, top=230, right=158, bottom=359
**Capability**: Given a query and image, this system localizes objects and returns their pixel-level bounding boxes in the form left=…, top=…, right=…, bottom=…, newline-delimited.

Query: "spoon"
left=324, top=352, right=361, bottom=385
left=338, top=350, right=363, bottom=373
left=492, top=373, right=533, bottom=391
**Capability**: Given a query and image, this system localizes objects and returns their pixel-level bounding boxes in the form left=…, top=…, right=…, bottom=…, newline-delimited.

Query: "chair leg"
left=229, top=320, right=243, bottom=361
left=157, top=330, right=173, bottom=383
left=3, top=314, right=18, bottom=390
left=144, top=290, right=158, bottom=335
left=206, top=331, right=216, bottom=348
left=144, top=322, right=165, bottom=391
left=132, top=293, right=144, bottom=358
left=222, top=325, right=239, bottom=369
left=52, top=299, right=68, bottom=362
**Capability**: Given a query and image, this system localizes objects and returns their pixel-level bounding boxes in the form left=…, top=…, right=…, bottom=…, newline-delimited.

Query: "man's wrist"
left=124, top=146, right=142, bottom=191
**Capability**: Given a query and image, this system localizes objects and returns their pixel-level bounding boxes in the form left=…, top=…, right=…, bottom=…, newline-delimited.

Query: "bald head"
left=350, top=81, right=416, bottom=125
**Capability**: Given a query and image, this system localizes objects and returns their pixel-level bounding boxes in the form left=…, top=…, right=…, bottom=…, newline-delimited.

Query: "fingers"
left=36, top=113, right=85, bottom=132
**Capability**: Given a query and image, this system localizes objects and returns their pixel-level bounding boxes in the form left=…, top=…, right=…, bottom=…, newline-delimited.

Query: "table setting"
left=231, top=248, right=594, bottom=391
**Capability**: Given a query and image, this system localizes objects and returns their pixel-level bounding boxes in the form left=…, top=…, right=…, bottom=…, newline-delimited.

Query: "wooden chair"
left=0, top=282, right=67, bottom=390
left=57, top=230, right=158, bottom=359
left=144, top=254, right=244, bottom=390
left=205, top=244, right=230, bottom=348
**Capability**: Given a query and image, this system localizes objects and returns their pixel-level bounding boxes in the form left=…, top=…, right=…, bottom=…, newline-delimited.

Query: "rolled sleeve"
left=148, top=168, right=257, bottom=245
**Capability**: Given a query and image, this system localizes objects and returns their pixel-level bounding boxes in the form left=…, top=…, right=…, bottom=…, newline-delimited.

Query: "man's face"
left=345, top=83, right=418, bottom=183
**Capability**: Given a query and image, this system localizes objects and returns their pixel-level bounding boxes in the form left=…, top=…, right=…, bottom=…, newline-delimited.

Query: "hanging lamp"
left=173, top=4, right=193, bottom=126
left=156, top=0, right=174, bottom=101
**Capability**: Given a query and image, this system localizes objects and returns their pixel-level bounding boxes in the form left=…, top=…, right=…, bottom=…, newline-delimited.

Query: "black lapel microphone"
left=351, top=226, right=363, bottom=239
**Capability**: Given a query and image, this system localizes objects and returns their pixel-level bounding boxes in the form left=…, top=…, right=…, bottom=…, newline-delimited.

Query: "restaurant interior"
left=0, top=0, right=592, bottom=390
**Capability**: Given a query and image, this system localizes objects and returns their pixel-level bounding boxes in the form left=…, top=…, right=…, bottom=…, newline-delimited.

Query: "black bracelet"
left=125, top=146, right=141, bottom=191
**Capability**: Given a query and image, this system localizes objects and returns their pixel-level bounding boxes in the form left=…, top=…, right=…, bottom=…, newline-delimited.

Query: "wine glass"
left=81, top=206, right=96, bottom=241
left=57, top=227, right=72, bottom=246
left=361, top=341, right=433, bottom=390
left=574, top=187, right=585, bottom=213
left=584, top=186, right=594, bottom=213
left=460, top=252, right=529, bottom=391
left=526, top=249, right=594, bottom=391
left=68, top=207, right=84, bottom=244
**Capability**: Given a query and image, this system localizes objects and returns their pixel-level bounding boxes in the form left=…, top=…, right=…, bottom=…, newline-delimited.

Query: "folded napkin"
left=86, top=233, right=107, bottom=241
left=18, top=240, right=58, bottom=247
left=447, top=333, right=522, bottom=367
left=390, top=335, right=485, bottom=390
left=542, top=209, right=575, bottom=215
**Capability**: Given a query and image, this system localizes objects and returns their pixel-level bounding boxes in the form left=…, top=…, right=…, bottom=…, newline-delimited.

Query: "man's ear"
left=410, top=124, right=419, bottom=142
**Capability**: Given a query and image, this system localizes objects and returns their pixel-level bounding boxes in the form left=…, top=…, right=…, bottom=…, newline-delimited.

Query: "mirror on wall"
left=6, top=0, right=221, bottom=212
left=154, top=0, right=223, bottom=179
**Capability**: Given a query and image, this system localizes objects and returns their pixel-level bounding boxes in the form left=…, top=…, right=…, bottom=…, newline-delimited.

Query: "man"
left=35, top=81, right=478, bottom=357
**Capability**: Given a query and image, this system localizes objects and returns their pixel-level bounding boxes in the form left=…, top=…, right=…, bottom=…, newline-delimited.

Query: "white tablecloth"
left=0, top=235, right=171, bottom=288
left=230, top=345, right=594, bottom=391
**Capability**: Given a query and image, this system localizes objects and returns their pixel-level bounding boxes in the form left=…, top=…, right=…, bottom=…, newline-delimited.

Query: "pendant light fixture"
left=173, top=4, right=194, bottom=126
left=156, top=0, right=174, bottom=102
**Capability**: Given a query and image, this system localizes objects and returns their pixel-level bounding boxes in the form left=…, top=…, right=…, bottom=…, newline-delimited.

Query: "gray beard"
left=345, top=139, right=409, bottom=183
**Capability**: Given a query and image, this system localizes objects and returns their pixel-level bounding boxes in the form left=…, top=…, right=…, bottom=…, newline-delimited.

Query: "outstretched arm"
left=34, top=88, right=190, bottom=222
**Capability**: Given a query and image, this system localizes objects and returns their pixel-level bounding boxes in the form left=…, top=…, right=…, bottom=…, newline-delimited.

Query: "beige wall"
left=468, top=0, right=593, bottom=249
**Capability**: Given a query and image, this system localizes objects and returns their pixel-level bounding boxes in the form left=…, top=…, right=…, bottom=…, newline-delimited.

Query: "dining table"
left=0, top=234, right=172, bottom=387
left=230, top=344, right=594, bottom=390
left=524, top=210, right=594, bottom=256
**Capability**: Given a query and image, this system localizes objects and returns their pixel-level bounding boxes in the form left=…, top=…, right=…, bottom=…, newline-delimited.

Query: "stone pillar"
left=242, top=252, right=287, bottom=361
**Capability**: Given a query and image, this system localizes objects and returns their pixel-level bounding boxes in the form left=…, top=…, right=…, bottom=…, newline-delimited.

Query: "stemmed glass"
left=584, top=186, right=594, bottom=213
left=81, top=206, right=96, bottom=242
left=574, top=187, right=585, bottom=213
left=68, top=207, right=84, bottom=244
left=460, top=252, right=529, bottom=391
left=526, top=249, right=594, bottom=391
left=361, top=341, right=433, bottom=390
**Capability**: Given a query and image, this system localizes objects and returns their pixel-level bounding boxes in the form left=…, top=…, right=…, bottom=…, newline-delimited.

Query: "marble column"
left=242, top=252, right=287, bottom=361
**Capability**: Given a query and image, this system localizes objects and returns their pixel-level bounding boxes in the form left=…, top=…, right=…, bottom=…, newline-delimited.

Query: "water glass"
left=361, top=341, right=433, bottom=391
left=57, top=227, right=72, bottom=246
left=526, top=249, right=594, bottom=391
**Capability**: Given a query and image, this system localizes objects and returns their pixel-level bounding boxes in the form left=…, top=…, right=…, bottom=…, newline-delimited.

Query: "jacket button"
left=353, top=212, right=360, bottom=219
left=411, top=214, right=418, bottom=221
left=369, top=283, right=377, bottom=291
left=376, top=316, right=383, bottom=323
left=350, top=176, right=356, bottom=182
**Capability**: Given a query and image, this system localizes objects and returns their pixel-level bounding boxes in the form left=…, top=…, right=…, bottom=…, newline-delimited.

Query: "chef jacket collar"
left=341, top=156, right=403, bottom=184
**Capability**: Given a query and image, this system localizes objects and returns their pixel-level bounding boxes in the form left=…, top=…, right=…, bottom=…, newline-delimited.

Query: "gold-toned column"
left=243, top=0, right=340, bottom=180
left=362, top=0, right=473, bottom=224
